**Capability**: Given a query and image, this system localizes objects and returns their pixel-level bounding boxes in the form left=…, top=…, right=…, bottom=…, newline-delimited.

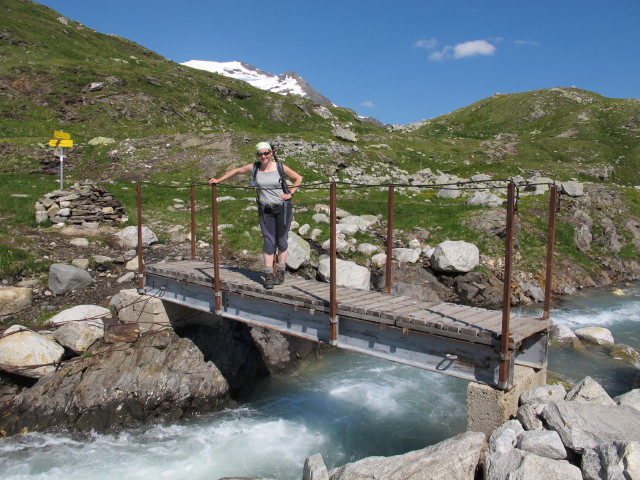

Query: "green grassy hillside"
left=410, top=89, right=640, bottom=186
left=1, top=0, right=639, bottom=288
left=2, top=0, right=639, bottom=186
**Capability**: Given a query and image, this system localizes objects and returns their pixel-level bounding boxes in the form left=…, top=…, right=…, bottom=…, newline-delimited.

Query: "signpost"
left=48, top=131, right=74, bottom=189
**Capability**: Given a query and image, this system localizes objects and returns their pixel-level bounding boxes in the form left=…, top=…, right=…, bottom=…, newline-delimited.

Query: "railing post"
left=541, top=184, right=558, bottom=320
left=385, top=185, right=395, bottom=294
left=329, top=182, right=338, bottom=345
left=499, top=180, right=516, bottom=389
left=136, top=182, right=144, bottom=294
left=190, top=184, right=196, bottom=260
left=211, top=184, right=221, bottom=314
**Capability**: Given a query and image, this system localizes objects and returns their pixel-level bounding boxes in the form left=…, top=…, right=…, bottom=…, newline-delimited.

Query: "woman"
left=208, top=142, right=302, bottom=289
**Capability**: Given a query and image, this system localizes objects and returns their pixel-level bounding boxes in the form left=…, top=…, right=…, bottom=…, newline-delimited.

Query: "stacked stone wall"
left=35, top=183, right=126, bottom=225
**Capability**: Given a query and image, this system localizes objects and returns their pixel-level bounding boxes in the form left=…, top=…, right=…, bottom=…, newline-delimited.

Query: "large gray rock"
left=520, top=384, right=567, bottom=405
left=392, top=247, right=420, bottom=263
left=377, top=262, right=451, bottom=303
left=437, top=187, right=461, bottom=198
left=517, top=430, right=567, bottom=459
left=48, top=263, right=93, bottom=295
left=611, top=344, right=640, bottom=369
left=488, top=419, right=524, bottom=454
left=312, top=213, right=330, bottom=224
left=485, top=449, right=582, bottom=480
left=313, top=204, right=351, bottom=219
left=114, top=225, right=158, bottom=249
left=565, top=376, right=616, bottom=406
left=520, top=280, right=545, bottom=303
left=339, top=215, right=378, bottom=231
left=581, top=441, right=640, bottom=480
left=318, top=258, right=370, bottom=290
left=47, top=304, right=110, bottom=328
left=0, top=287, right=33, bottom=317
left=332, top=126, right=357, bottom=142
left=542, top=401, right=640, bottom=453
left=52, top=321, right=103, bottom=354
left=116, top=289, right=170, bottom=333
left=0, top=327, right=65, bottom=379
left=430, top=240, right=479, bottom=273
left=465, top=192, right=504, bottom=207
left=321, top=237, right=351, bottom=254
left=574, top=326, right=615, bottom=345
left=0, top=330, right=230, bottom=435
left=572, top=209, right=593, bottom=252
left=249, top=327, right=317, bottom=375
left=335, top=223, right=359, bottom=236
left=357, top=243, right=380, bottom=255
left=561, top=181, right=584, bottom=197
left=550, top=324, right=579, bottom=344
left=286, top=231, right=311, bottom=270
left=517, top=404, right=544, bottom=431
left=524, top=177, right=554, bottom=195
left=599, top=217, right=624, bottom=253
left=303, top=453, right=330, bottom=480
left=330, top=431, right=486, bottom=480
left=615, top=389, right=640, bottom=413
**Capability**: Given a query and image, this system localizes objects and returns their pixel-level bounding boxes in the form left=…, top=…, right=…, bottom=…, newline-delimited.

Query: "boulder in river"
left=0, top=326, right=65, bottom=379
left=0, top=330, right=230, bottom=435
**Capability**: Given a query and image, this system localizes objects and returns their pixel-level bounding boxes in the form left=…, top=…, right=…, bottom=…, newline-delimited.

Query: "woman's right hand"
left=208, top=177, right=219, bottom=184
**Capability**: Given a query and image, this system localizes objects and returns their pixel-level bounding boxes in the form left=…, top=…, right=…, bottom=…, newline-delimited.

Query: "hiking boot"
left=263, top=273, right=275, bottom=289
left=274, top=270, right=285, bottom=285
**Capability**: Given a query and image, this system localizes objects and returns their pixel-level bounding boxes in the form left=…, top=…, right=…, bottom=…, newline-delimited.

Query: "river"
left=1, top=283, right=639, bottom=479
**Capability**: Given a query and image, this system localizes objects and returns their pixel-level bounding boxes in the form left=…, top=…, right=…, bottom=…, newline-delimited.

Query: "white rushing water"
left=1, top=283, right=638, bottom=479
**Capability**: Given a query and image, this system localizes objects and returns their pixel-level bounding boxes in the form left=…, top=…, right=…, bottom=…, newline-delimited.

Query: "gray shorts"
left=258, top=201, right=293, bottom=254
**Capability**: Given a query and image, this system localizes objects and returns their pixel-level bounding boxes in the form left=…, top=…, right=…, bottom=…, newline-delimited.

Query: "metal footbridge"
left=144, top=260, right=550, bottom=389
left=135, top=181, right=558, bottom=390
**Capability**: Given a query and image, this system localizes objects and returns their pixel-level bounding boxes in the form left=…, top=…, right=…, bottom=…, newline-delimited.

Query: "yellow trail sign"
left=48, top=139, right=74, bottom=148
left=53, top=130, right=71, bottom=140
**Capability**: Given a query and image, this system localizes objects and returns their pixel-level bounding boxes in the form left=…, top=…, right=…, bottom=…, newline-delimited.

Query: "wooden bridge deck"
left=144, top=260, right=551, bottom=388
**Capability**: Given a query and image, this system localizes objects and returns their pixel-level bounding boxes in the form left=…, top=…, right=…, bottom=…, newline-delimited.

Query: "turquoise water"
left=1, top=283, right=638, bottom=479
left=546, top=282, right=640, bottom=396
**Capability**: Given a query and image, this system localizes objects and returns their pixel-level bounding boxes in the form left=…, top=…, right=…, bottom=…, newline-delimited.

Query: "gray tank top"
left=256, top=169, right=284, bottom=205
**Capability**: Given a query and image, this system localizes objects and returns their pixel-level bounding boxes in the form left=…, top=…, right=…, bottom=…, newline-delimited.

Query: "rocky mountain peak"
left=181, top=60, right=334, bottom=106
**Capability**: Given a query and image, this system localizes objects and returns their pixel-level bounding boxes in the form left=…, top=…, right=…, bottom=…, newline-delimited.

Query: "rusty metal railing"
left=498, top=180, right=516, bottom=389
left=190, top=184, right=197, bottom=260
left=385, top=185, right=395, bottom=294
left=329, top=182, right=338, bottom=345
left=541, top=184, right=558, bottom=320
left=136, top=183, right=144, bottom=294
left=134, top=178, right=558, bottom=390
left=211, top=184, right=222, bottom=313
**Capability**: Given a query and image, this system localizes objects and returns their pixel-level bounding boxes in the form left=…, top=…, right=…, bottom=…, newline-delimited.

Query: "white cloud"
left=429, top=46, right=452, bottom=61
left=453, top=40, right=496, bottom=59
left=428, top=39, right=496, bottom=61
left=414, top=38, right=438, bottom=50
left=360, top=100, right=375, bottom=108
left=515, top=39, right=540, bottom=46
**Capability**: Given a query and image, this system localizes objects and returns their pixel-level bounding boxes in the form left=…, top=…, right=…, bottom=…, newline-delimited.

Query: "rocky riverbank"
left=0, top=308, right=321, bottom=436
left=1, top=178, right=640, bottom=477
left=1, top=286, right=639, bottom=478
left=300, top=376, right=640, bottom=480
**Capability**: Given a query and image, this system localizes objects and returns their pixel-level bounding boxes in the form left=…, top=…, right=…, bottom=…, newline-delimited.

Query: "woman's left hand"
left=281, top=193, right=293, bottom=200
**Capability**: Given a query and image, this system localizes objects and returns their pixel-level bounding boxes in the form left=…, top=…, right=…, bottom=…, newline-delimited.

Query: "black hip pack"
left=259, top=202, right=285, bottom=215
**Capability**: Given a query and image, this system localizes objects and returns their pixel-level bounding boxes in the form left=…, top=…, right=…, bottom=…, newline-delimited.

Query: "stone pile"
left=35, top=183, right=126, bottom=225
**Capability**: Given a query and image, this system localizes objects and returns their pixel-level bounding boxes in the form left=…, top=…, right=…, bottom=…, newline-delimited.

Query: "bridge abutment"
left=466, top=365, right=547, bottom=436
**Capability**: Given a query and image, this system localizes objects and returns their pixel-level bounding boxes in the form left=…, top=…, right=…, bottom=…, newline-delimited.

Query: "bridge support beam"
left=466, top=365, right=547, bottom=436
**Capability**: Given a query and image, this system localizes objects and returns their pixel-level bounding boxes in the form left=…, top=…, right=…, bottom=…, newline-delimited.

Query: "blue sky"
left=37, top=0, right=640, bottom=125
